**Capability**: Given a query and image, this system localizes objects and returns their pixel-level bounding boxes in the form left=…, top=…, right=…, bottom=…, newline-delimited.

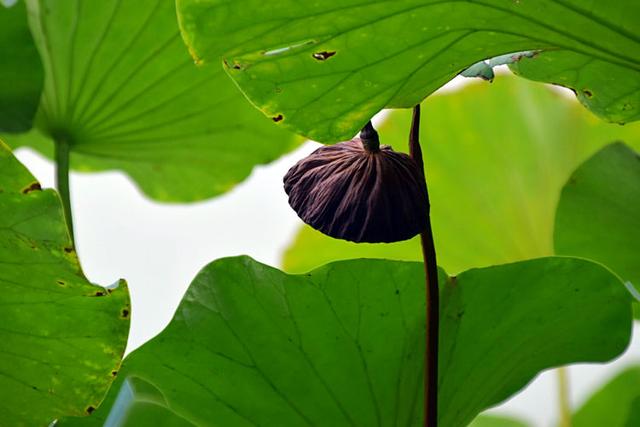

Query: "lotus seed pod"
left=283, top=130, right=428, bottom=243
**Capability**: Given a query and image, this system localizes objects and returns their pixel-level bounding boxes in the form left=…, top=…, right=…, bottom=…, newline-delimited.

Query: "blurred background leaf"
left=555, top=143, right=640, bottom=296
left=469, top=414, right=531, bottom=427
left=571, top=366, right=640, bottom=427
left=283, top=76, right=640, bottom=274
left=0, top=1, right=43, bottom=132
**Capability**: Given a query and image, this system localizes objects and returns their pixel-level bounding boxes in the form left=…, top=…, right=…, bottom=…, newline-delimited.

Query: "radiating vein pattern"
left=178, top=0, right=640, bottom=141
left=15, top=0, right=299, bottom=202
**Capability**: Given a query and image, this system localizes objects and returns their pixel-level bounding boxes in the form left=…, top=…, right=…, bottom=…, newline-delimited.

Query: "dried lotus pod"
left=283, top=126, right=429, bottom=243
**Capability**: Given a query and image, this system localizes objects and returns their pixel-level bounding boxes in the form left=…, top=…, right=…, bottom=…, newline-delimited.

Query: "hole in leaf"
left=312, top=51, right=336, bottom=61
left=21, top=182, right=41, bottom=194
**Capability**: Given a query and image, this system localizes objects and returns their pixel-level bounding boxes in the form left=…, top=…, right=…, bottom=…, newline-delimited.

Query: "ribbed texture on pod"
left=283, top=138, right=429, bottom=243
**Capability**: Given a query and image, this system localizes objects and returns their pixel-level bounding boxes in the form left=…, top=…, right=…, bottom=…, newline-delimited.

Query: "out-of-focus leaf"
left=0, top=140, right=130, bottom=425
left=469, top=414, right=531, bottom=427
left=555, top=142, right=640, bottom=291
left=59, top=256, right=631, bottom=427
left=572, top=366, right=640, bottom=427
left=283, top=77, right=640, bottom=274
left=6, top=0, right=299, bottom=202
left=511, top=51, right=640, bottom=124
left=0, top=1, right=43, bottom=132
left=177, top=0, right=640, bottom=141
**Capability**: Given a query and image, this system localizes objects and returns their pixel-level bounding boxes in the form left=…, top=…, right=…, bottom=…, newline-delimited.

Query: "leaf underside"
left=177, top=0, right=640, bottom=142
left=5, top=0, right=300, bottom=202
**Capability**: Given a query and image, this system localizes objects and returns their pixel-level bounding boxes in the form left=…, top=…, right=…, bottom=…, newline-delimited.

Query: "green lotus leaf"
left=511, top=50, right=640, bottom=124
left=572, top=366, right=640, bottom=427
left=5, top=0, right=299, bottom=202
left=59, top=256, right=631, bottom=427
left=0, top=1, right=43, bottom=132
left=177, top=0, right=640, bottom=141
left=0, top=140, right=130, bottom=425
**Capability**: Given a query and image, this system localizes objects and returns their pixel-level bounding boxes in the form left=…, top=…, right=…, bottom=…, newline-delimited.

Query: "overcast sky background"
left=13, top=75, right=639, bottom=426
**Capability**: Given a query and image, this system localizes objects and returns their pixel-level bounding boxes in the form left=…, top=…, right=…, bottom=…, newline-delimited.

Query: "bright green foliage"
left=6, top=0, right=299, bottom=202
left=284, top=226, right=421, bottom=274
left=572, top=366, right=640, bottom=427
left=0, top=141, right=130, bottom=425
left=555, top=142, right=640, bottom=290
left=283, top=77, right=640, bottom=274
left=511, top=51, right=640, bottom=124
left=59, top=256, right=631, bottom=427
left=0, top=1, right=43, bottom=132
left=469, top=415, right=530, bottom=427
left=177, top=0, right=640, bottom=142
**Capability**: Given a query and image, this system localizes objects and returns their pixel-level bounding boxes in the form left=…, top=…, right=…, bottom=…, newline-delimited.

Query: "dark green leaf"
left=60, top=256, right=631, bottom=427
left=572, top=366, right=640, bottom=427
left=0, top=141, right=130, bottom=425
left=0, top=1, right=43, bottom=132
left=510, top=51, right=640, bottom=124
left=177, top=0, right=640, bottom=141
left=283, top=77, right=640, bottom=274
left=7, top=0, right=299, bottom=202
left=555, top=143, right=640, bottom=293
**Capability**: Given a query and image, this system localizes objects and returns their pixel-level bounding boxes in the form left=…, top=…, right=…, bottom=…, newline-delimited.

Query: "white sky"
left=13, top=74, right=639, bottom=426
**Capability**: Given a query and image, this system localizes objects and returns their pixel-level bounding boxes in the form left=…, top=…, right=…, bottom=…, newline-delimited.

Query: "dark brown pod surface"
left=283, top=138, right=429, bottom=243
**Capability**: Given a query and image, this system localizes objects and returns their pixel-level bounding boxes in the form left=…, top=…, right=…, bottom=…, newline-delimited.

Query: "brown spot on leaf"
left=63, top=246, right=74, bottom=254
left=56, top=280, right=66, bottom=286
left=22, top=182, right=42, bottom=194
left=312, top=51, right=336, bottom=61
left=111, top=370, right=118, bottom=377
left=121, top=308, right=130, bottom=319
left=86, top=406, right=95, bottom=414
left=583, top=89, right=593, bottom=98
left=94, top=291, right=105, bottom=297
left=272, top=114, right=283, bottom=122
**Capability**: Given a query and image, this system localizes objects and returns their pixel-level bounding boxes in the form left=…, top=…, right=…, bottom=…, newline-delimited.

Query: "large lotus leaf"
left=510, top=51, right=640, bottom=125
left=571, top=366, right=640, bottom=427
left=177, top=0, right=640, bottom=142
left=555, top=142, right=640, bottom=292
left=6, top=0, right=299, bottom=202
left=283, top=76, right=640, bottom=274
left=0, top=1, right=43, bottom=132
left=58, top=256, right=631, bottom=427
left=0, top=141, right=130, bottom=425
